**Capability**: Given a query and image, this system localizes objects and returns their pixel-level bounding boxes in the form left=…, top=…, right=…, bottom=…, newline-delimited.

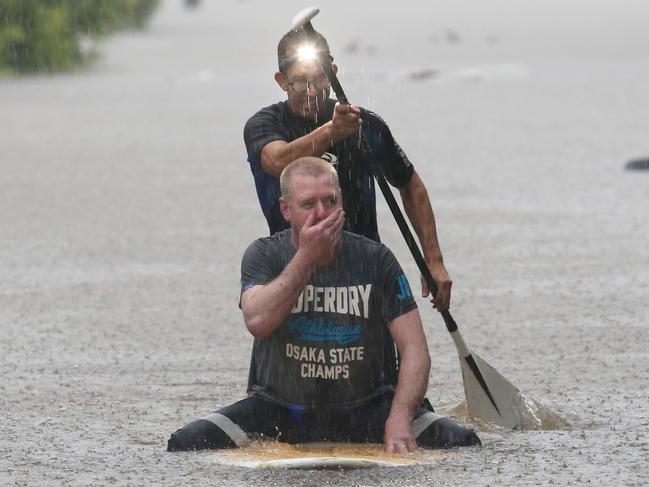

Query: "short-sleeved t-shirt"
left=240, top=230, right=417, bottom=407
left=243, top=99, right=414, bottom=242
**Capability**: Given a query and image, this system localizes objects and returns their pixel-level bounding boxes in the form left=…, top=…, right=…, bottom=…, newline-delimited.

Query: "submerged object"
left=625, top=158, right=649, bottom=170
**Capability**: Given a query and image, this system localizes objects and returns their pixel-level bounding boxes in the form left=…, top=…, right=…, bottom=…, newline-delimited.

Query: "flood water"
left=1, top=0, right=648, bottom=485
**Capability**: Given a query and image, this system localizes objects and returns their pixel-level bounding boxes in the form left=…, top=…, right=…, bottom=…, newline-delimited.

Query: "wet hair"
left=277, top=27, right=333, bottom=72
left=280, top=157, right=340, bottom=200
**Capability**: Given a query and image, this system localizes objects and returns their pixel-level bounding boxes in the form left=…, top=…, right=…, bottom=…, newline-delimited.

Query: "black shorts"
left=167, top=390, right=480, bottom=451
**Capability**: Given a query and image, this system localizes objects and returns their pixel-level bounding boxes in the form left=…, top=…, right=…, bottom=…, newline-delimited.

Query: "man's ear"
left=275, top=71, right=288, bottom=92
left=332, top=63, right=338, bottom=75
left=279, top=196, right=290, bottom=222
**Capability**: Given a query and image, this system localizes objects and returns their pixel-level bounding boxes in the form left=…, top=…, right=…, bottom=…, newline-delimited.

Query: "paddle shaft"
left=304, top=23, right=458, bottom=332
left=301, top=18, right=502, bottom=417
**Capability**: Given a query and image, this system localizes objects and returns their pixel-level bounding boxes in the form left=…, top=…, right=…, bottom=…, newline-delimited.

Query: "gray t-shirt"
left=240, top=230, right=417, bottom=407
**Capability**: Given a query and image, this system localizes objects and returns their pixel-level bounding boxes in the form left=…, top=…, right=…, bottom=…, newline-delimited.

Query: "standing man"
left=167, top=158, right=479, bottom=452
left=244, top=26, right=452, bottom=313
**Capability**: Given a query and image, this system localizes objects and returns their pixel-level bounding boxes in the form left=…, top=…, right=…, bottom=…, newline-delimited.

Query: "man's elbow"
left=241, top=289, right=273, bottom=338
left=260, top=150, right=285, bottom=178
left=244, top=315, right=270, bottom=339
left=243, top=311, right=277, bottom=339
left=406, top=171, right=428, bottom=196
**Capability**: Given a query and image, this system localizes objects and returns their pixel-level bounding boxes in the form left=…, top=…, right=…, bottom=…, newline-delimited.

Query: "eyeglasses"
left=287, top=73, right=331, bottom=94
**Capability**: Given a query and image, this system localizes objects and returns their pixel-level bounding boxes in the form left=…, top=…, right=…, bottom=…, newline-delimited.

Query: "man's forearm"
left=389, top=342, right=431, bottom=422
left=261, top=123, right=336, bottom=177
left=399, top=170, right=444, bottom=263
left=384, top=309, right=430, bottom=452
left=241, top=249, right=313, bottom=337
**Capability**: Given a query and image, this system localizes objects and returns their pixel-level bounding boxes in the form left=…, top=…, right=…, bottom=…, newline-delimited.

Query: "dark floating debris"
left=344, top=39, right=377, bottom=56
left=406, top=68, right=440, bottom=81
left=445, top=28, right=461, bottom=44
left=625, top=158, right=649, bottom=170
left=344, top=39, right=360, bottom=54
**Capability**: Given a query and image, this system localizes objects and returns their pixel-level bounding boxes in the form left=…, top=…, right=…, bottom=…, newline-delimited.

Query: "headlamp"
left=279, top=44, right=334, bottom=71
left=296, top=45, right=317, bottom=62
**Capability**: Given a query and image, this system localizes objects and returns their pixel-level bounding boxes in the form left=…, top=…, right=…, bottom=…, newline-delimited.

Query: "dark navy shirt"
left=241, top=230, right=417, bottom=406
left=243, top=99, right=414, bottom=242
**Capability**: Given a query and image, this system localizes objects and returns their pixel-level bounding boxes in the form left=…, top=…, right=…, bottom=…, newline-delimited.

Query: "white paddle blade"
left=460, top=352, right=538, bottom=429
left=292, top=7, right=320, bottom=29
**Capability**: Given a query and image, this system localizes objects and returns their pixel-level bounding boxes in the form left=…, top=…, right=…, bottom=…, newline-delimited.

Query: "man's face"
left=275, top=59, right=335, bottom=121
left=281, top=173, right=341, bottom=236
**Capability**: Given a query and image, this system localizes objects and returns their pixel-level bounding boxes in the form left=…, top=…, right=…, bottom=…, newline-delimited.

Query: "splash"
left=513, top=394, right=571, bottom=430
left=449, top=397, right=570, bottom=431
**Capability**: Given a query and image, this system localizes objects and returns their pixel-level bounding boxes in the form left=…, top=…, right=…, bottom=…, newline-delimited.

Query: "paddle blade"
left=292, top=7, right=319, bottom=29
left=460, top=352, right=536, bottom=429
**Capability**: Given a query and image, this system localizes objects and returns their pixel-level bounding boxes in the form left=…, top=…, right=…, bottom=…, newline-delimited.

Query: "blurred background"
left=1, top=1, right=648, bottom=485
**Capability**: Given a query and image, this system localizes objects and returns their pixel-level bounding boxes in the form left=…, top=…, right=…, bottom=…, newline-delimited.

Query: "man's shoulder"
left=359, top=107, right=390, bottom=128
left=243, top=101, right=292, bottom=158
left=247, top=100, right=289, bottom=122
left=247, top=229, right=291, bottom=253
left=343, top=232, right=402, bottom=269
left=342, top=231, right=388, bottom=254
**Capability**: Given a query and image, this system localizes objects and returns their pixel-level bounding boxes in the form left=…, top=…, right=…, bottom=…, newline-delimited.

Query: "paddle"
left=292, top=7, right=532, bottom=429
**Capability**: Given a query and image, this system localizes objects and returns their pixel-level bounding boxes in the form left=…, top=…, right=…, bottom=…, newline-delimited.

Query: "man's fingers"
left=406, top=438, right=418, bottom=452
left=386, top=441, right=409, bottom=454
left=420, top=275, right=430, bottom=298
left=330, top=211, right=345, bottom=243
left=333, top=208, right=345, bottom=229
left=421, top=264, right=453, bottom=311
left=309, top=209, right=344, bottom=251
left=390, top=439, right=417, bottom=454
left=432, top=286, right=451, bottom=312
left=438, top=280, right=452, bottom=311
left=335, top=102, right=360, bottom=117
left=318, top=208, right=343, bottom=230
left=302, top=212, right=316, bottom=230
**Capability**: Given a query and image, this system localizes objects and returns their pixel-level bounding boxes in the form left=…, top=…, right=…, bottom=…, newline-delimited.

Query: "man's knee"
left=413, top=412, right=481, bottom=449
left=167, top=418, right=238, bottom=451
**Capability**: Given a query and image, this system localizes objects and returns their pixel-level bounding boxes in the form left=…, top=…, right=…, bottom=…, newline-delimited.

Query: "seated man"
left=167, top=157, right=480, bottom=453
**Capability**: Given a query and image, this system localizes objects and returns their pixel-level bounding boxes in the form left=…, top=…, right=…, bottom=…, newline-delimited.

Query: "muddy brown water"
left=2, top=1, right=648, bottom=485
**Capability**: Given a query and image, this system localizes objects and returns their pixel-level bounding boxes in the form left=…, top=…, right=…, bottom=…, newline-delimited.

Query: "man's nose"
left=306, top=80, right=319, bottom=96
left=314, top=201, right=328, bottom=220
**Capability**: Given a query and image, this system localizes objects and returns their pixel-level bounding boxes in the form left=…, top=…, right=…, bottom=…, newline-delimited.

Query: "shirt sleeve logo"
left=320, top=152, right=338, bottom=167
left=395, top=274, right=413, bottom=300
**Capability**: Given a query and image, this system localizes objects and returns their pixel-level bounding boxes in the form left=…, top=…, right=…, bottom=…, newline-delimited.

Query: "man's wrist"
left=388, top=402, right=416, bottom=424
left=425, top=252, right=444, bottom=266
left=292, top=247, right=316, bottom=275
left=320, top=121, right=337, bottom=144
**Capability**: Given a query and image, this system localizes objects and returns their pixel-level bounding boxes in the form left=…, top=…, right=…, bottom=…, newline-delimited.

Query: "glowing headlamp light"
left=278, top=44, right=334, bottom=71
left=296, top=45, right=317, bottom=62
